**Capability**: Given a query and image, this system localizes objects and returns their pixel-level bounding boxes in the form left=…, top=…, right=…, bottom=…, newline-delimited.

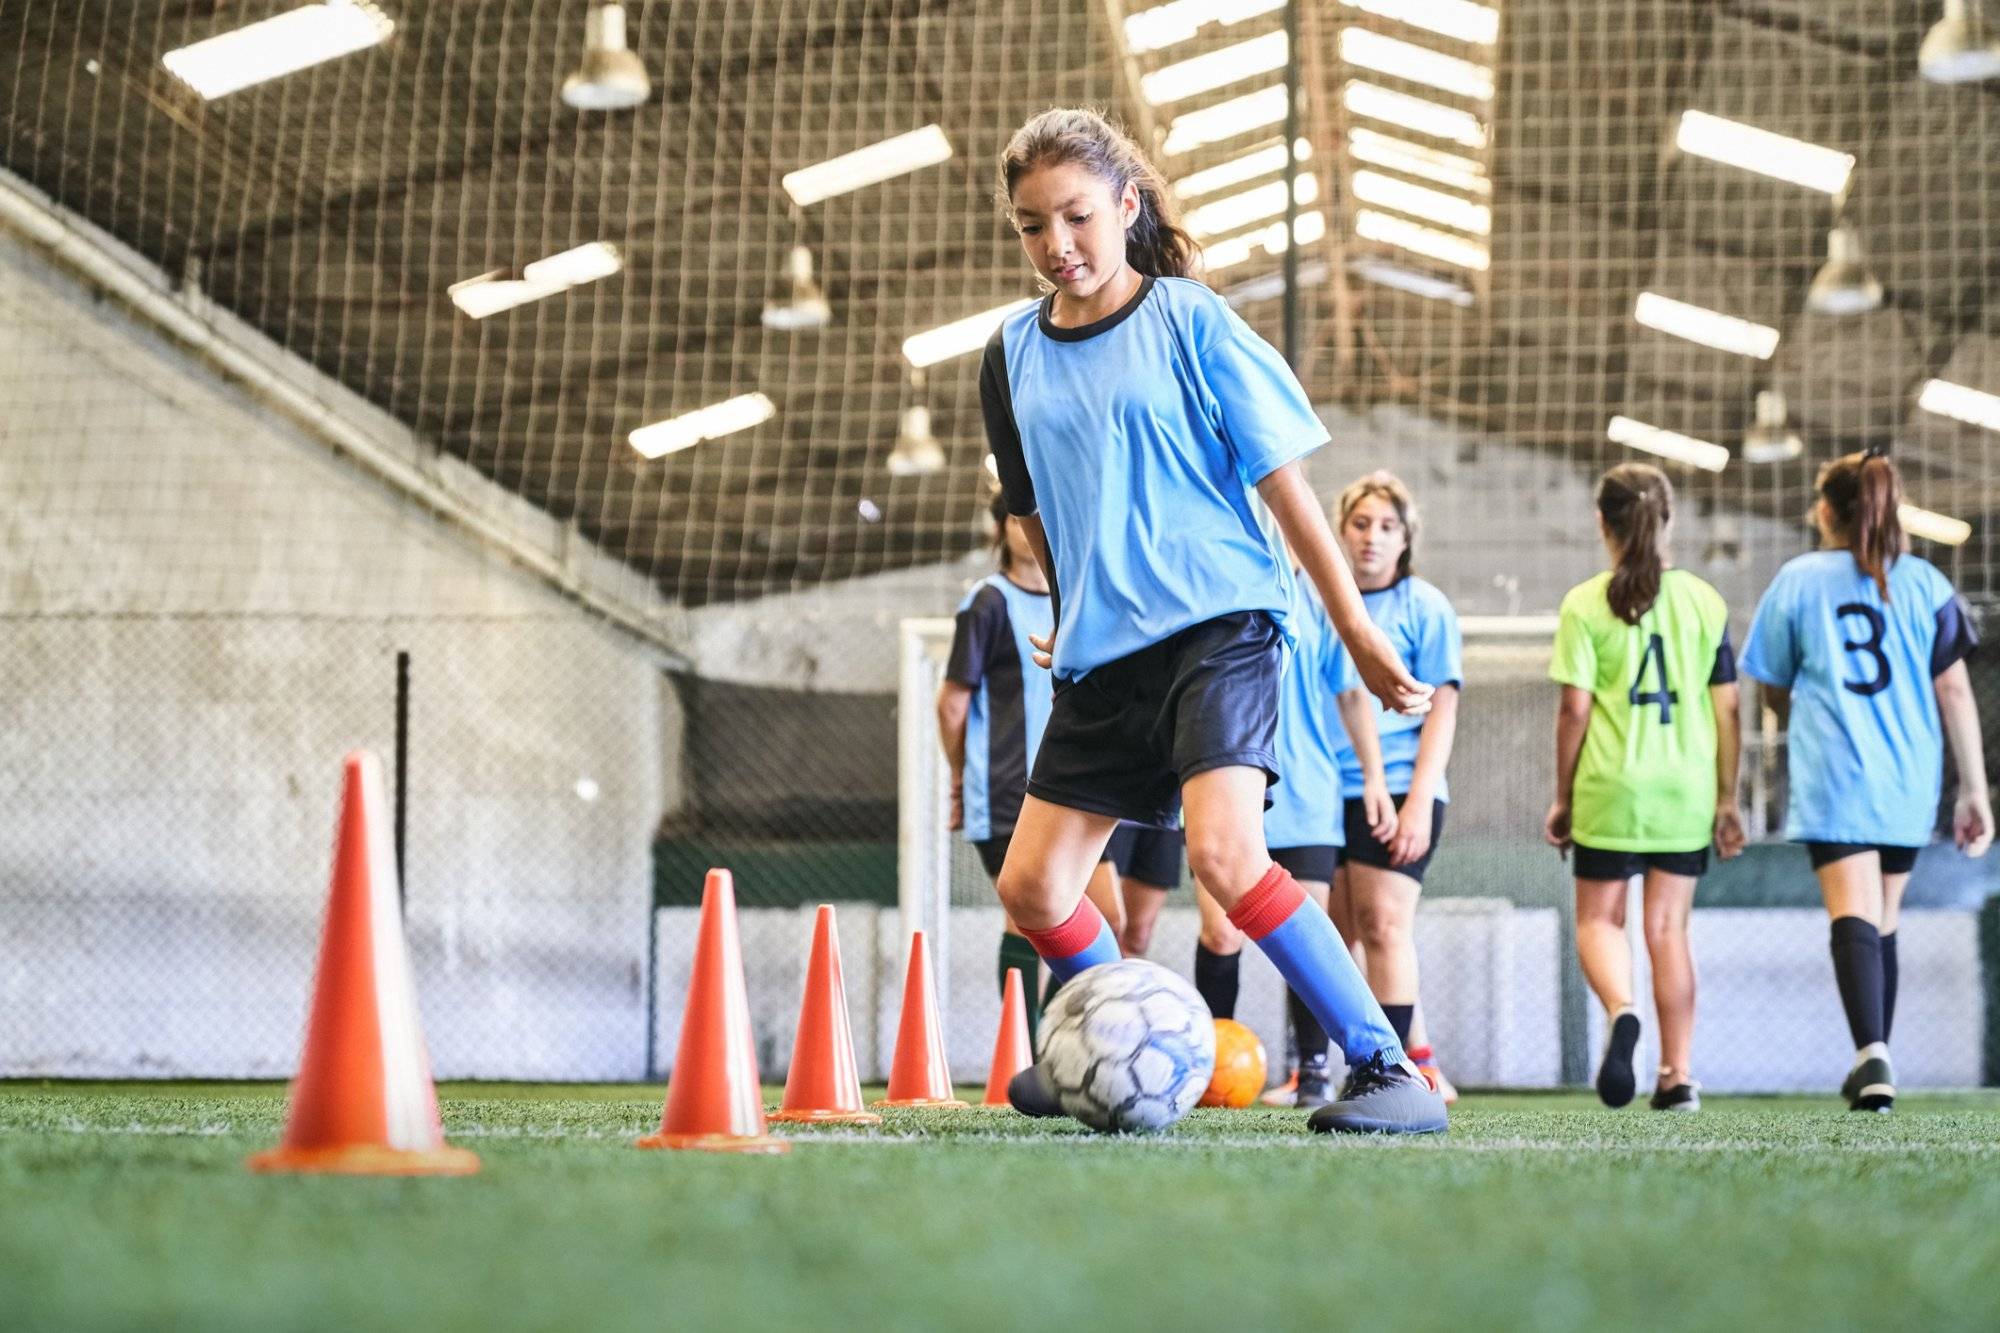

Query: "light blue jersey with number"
left=1742, top=551, right=1977, bottom=847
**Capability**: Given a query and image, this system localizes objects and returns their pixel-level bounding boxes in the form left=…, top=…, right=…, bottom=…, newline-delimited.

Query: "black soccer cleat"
left=1648, top=1082, right=1701, bottom=1113
left=1595, top=1011, right=1641, bottom=1109
left=1841, top=1055, right=1895, bottom=1113
left=1307, top=1052, right=1447, bottom=1135
left=1295, top=1066, right=1334, bottom=1111
left=1007, top=1063, right=1065, bottom=1118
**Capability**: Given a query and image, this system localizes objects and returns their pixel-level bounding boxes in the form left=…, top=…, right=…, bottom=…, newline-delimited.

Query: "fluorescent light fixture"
left=1343, top=82, right=1487, bottom=148
left=1607, top=415, right=1730, bottom=472
left=903, top=298, right=1036, bottom=369
left=1339, top=28, right=1494, bottom=101
left=1143, top=31, right=1288, bottom=105
left=1124, top=0, right=1286, bottom=55
left=1899, top=504, right=1972, bottom=546
left=1163, top=85, right=1290, bottom=155
left=1634, top=292, right=1780, bottom=360
left=1351, top=170, right=1489, bottom=235
left=1340, top=0, right=1499, bottom=46
left=629, top=393, right=776, bottom=459
left=1173, top=139, right=1311, bottom=200
left=161, top=2, right=393, bottom=100
left=1674, top=111, right=1854, bottom=196
left=1185, top=176, right=1320, bottom=240
left=1204, top=213, right=1327, bottom=272
left=1355, top=209, right=1489, bottom=270
left=1918, top=377, right=2000, bottom=433
left=1347, top=128, right=1490, bottom=195
left=781, top=125, right=953, bottom=208
left=449, top=242, right=623, bottom=319
left=1349, top=257, right=1475, bottom=307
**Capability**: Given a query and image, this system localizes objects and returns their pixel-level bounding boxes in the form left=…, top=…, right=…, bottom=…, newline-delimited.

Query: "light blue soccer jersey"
left=1742, top=551, right=1977, bottom=846
left=944, top=574, right=1054, bottom=842
left=980, top=275, right=1329, bottom=679
left=1336, top=576, right=1464, bottom=800
left=1266, top=577, right=1361, bottom=851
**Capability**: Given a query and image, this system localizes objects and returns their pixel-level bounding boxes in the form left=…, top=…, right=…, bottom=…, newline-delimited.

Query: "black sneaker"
left=1306, top=1052, right=1448, bottom=1135
left=1295, top=1067, right=1334, bottom=1111
left=1595, top=1011, right=1641, bottom=1109
left=1840, top=1055, right=1895, bottom=1113
left=1648, top=1082, right=1701, bottom=1112
left=1007, top=1063, right=1065, bottom=1118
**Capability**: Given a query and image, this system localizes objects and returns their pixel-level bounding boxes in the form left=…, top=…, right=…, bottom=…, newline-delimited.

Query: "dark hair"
left=997, top=108, right=1200, bottom=283
left=988, top=491, right=1013, bottom=571
left=1335, top=471, right=1420, bottom=578
left=1818, top=448, right=1905, bottom=600
left=1597, top=463, right=1673, bottom=625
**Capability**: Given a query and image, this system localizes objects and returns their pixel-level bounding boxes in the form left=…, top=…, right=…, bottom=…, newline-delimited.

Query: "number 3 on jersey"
left=1835, top=602, right=1892, bottom=697
left=1629, top=632, right=1677, bottom=723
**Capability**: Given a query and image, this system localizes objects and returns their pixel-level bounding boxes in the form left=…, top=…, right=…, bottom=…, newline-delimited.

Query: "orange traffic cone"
left=638, top=869, right=789, bottom=1153
left=769, top=906, right=880, bottom=1125
left=248, top=752, right=478, bottom=1176
left=875, top=930, right=969, bottom=1108
left=983, top=966, right=1034, bottom=1106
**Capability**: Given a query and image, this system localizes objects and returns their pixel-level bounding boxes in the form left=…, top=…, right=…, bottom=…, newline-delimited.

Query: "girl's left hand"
left=1028, top=631, right=1054, bottom=671
left=1362, top=781, right=1399, bottom=843
left=1955, top=790, right=1994, bottom=858
left=1352, top=624, right=1432, bottom=717
left=1387, top=795, right=1433, bottom=867
left=1713, top=803, right=1747, bottom=860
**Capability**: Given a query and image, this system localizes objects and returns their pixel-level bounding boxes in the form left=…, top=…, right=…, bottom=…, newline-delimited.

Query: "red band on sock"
left=1021, top=896, right=1108, bottom=959
left=1407, top=1045, right=1434, bottom=1064
left=1227, top=863, right=1306, bottom=941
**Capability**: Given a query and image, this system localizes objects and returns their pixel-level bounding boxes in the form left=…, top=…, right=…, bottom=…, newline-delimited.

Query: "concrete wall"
left=0, top=226, right=667, bottom=1079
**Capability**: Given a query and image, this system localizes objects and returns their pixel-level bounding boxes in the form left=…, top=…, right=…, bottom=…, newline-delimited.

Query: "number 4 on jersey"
left=1629, top=632, right=1677, bottom=723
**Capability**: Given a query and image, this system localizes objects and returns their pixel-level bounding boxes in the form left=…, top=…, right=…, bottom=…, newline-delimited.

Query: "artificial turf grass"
left=2, top=1085, right=1998, bottom=1333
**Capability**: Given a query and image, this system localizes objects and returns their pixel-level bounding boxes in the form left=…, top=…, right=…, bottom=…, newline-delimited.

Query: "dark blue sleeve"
left=1932, top=596, right=1977, bottom=678
left=980, top=332, right=1036, bottom=518
left=945, top=587, right=1005, bottom=688
left=1710, top=628, right=1738, bottom=685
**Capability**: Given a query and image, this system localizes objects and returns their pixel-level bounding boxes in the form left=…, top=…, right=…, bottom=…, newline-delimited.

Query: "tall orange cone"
left=769, top=906, right=880, bottom=1125
left=875, top=930, right=969, bottom=1108
left=983, top=966, right=1034, bottom=1106
left=638, top=869, right=788, bottom=1153
left=248, top=752, right=478, bottom=1175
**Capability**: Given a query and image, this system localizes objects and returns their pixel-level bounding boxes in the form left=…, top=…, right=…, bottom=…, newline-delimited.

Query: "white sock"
left=1855, top=1041, right=1888, bottom=1064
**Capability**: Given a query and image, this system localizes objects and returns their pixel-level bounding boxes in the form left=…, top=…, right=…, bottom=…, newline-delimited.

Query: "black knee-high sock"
left=1288, top=989, right=1330, bottom=1071
left=1829, top=916, right=1886, bottom=1049
left=1382, top=1003, right=1416, bottom=1049
left=999, top=933, right=1044, bottom=1048
left=1194, top=944, right=1240, bottom=1021
left=1880, top=931, right=1900, bottom=1043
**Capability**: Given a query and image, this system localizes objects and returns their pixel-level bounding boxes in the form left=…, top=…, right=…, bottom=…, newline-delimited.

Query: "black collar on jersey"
left=1037, top=273, right=1157, bottom=342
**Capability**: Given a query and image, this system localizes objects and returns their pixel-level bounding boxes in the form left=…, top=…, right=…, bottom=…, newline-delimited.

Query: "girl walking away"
left=1741, top=449, right=1991, bottom=1113
left=1327, top=473, right=1463, bottom=1098
left=1544, top=464, right=1746, bottom=1112
left=980, top=107, right=1446, bottom=1134
left=937, top=492, right=1125, bottom=1049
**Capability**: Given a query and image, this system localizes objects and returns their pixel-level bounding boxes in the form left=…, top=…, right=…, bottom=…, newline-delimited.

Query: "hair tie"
left=1862, top=443, right=1888, bottom=461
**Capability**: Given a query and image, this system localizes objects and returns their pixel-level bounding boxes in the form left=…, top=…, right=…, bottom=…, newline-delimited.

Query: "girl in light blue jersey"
left=979, top=108, right=1444, bottom=1134
left=1742, top=449, right=1990, bottom=1113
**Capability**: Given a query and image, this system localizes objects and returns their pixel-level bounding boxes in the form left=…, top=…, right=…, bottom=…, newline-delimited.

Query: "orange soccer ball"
left=1199, top=1018, right=1268, bottom=1108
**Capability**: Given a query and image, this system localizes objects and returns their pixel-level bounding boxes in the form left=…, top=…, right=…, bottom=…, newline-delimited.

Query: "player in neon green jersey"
left=1544, top=464, right=1746, bottom=1112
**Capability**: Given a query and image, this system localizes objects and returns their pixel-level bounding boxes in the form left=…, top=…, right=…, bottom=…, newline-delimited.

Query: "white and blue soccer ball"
left=1040, top=958, right=1216, bottom=1134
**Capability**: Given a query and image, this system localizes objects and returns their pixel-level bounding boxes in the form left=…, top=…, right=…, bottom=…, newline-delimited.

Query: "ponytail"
left=1818, top=448, right=1905, bottom=600
left=1597, top=463, right=1673, bottom=625
left=988, top=490, right=1013, bottom=572
left=998, top=108, right=1201, bottom=284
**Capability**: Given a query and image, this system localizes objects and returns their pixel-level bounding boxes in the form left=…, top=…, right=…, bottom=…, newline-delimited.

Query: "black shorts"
left=1340, top=797, right=1446, bottom=885
left=1571, top=843, right=1709, bottom=881
left=1805, top=842, right=1921, bottom=876
left=1105, top=823, right=1187, bottom=888
left=973, top=832, right=1112, bottom=880
left=1028, top=612, right=1281, bottom=829
left=1271, top=844, right=1340, bottom=882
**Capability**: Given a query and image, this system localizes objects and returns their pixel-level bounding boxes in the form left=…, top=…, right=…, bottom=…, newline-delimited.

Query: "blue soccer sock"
left=1229, top=863, right=1404, bottom=1068
left=1021, top=896, right=1121, bottom=984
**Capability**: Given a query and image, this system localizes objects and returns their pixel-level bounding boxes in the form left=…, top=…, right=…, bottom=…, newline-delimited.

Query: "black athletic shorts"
left=1805, top=842, right=1921, bottom=876
left=1028, top=611, right=1281, bottom=829
left=1271, top=844, right=1340, bottom=882
left=972, top=832, right=1112, bottom=880
left=1341, top=796, right=1446, bottom=885
left=1105, top=823, right=1187, bottom=888
left=1571, top=843, right=1709, bottom=881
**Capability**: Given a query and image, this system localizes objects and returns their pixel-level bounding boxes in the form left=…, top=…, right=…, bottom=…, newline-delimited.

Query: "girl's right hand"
left=1713, top=803, right=1747, bottom=860
left=1028, top=631, right=1054, bottom=671
left=1542, top=800, right=1572, bottom=853
left=1361, top=780, right=1399, bottom=843
left=1955, top=790, right=1993, bottom=858
left=1352, top=623, right=1432, bottom=716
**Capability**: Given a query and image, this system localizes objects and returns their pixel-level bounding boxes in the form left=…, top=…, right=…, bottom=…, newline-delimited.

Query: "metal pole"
left=394, top=649, right=410, bottom=908
left=1282, top=0, right=1302, bottom=367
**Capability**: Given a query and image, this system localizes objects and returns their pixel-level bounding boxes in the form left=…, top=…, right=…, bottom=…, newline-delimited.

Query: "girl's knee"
left=1356, top=902, right=1407, bottom=954
left=1198, top=919, right=1243, bottom=954
left=995, top=864, right=1060, bottom=930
